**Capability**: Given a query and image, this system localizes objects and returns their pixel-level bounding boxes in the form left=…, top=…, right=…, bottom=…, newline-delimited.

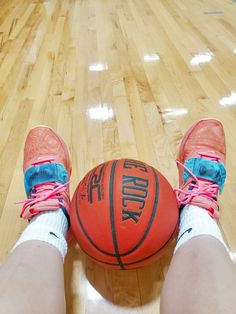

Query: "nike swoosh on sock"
left=177, top=227, right=193, bottom=243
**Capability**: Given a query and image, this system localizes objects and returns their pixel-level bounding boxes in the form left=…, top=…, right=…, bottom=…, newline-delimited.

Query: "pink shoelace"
left=18, top=158, right=69, bottom=220
left=174, top=152, right=221, bottom=219
left=19, top=182, right=69, bottom=220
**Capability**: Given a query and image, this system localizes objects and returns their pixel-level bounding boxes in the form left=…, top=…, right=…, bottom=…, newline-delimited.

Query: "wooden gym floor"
left=0, top=0, right=236, bottom=313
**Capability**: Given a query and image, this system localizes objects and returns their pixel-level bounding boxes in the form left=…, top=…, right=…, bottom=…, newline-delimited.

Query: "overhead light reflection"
left=43, top=2, right=54, bottom=17
left=87, top=104, right=114, bottom=121
left=89, top=63, right=108, bottom=72
left=86, top=281, right=103, bottom=301
left=229, top=251, right=236, bottom=261
left=234, top=48, right=236, bottom=54
left=144, top=54, right=160, bottom=62
left=190, top=52, right=214, bottom=66
left=162, top=108, right=188, bottom=117
left=219, top=92, right=236, bottom=107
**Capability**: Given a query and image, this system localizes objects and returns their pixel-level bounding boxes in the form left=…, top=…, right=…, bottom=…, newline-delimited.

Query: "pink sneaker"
left=20, top=126, right=71, bottom=226
left=175, top=119, right=226, bottom=219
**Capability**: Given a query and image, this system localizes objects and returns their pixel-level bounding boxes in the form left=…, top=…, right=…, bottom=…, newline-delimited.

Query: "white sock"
left=175, top=205, right=228, bottom=253
left=13, top=209, right=68, bottom=260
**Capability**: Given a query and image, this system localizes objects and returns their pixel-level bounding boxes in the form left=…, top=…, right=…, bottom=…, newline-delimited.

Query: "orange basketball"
left=70, top=159, right=178, bottom=270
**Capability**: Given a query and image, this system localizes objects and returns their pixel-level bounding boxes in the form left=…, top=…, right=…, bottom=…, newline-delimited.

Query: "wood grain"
left=0, top=0, right=236, bottom=313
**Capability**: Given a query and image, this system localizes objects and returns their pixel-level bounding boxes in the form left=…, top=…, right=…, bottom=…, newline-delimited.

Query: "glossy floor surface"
left=0, top=0, right=236, bottom=313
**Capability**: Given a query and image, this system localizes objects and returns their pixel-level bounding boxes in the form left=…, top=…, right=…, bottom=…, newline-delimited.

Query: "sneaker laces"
left=174, top=152, right=221, bottom=219
left=18, top=158, right=70, bottom=220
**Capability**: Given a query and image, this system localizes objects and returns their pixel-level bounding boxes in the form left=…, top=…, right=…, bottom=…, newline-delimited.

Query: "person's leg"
left=161, top=119, right=236, bottom=314
left=0, top=241, right=65, bottom=314
left=161, top=236, right=236, bottom=314
left=0, top=126, right=71, bottom=314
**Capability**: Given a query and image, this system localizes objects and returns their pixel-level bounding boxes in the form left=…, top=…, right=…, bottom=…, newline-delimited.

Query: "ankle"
left=175, top=205, right=228, bottom=253
left=13, top=209, right=69, bottom=260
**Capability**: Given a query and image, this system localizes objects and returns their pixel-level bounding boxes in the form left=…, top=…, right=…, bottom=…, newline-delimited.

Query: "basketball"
left=70, top=159, right=178, bottom=270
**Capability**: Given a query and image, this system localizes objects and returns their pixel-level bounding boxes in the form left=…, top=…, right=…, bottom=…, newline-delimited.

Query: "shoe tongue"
left=24, top=163, right=68, bottom=198
left=184, top=157, right=226, bottom=194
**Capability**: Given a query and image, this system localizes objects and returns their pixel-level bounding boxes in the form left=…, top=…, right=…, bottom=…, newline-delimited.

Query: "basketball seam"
left=109, top=160, right=125, bottom=269
left=118, top=166, right=159, bottom=256
left=74, top=165, right=118, bottom=256
left=81, top=225, right=177, bottom=267
left=74, top=161, right=176, bottom=269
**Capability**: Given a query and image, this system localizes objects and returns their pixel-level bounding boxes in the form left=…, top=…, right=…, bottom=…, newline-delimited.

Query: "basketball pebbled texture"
left=70, top=159, right=179, bottom=270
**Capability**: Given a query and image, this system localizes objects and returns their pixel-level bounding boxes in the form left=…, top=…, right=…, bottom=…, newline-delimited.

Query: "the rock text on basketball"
left=122, top=175, right=148, bottom=223
left=124, top=159, right=147, bottom=172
